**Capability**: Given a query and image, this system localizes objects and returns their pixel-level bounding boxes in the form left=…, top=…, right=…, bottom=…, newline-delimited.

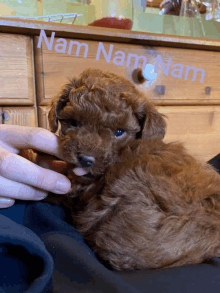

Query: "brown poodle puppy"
left=47, top=68, right=220, bottom=271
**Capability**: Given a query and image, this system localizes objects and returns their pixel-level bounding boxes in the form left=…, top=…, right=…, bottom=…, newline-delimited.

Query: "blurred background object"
left=0, top=0, right=94, bottom=25
left=147, top=0, right=163, bottom=7
left=66, top=2, right=95, bottom=25
left=88, top=0, right=134, bottom=30
left=179, top=0, right=205, bottom=37
left=0, top=2, right=16, bottom=16
left=202, top=0, right=215, bottom=20
left=159, top=0, right=206, bottom=15
left=3, top=13, right=82, bottom=24
left=0, top=0, right=38, bottom=17
left=180, top=0, right=200, bottom=17
left=215, top=0, right=220, bottom=21
left=159, top=0, right=181, bottom=15
left=0, top=0, right=219, bottom=38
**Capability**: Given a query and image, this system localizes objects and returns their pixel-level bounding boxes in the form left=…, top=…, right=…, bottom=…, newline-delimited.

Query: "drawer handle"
left=205, top=86, right=211, bottom=95
left=2, top=113, right=9, bottom=121
left=155, top=85, right=165, bottom=95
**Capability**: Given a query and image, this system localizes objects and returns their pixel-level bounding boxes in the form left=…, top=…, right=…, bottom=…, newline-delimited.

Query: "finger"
left=0, top=125, right=64, bottom=160
left=0, top=150, right=71, bottom=194
left=0, top=175, right=48, bottom=200
left=0, top=197, right=15, bottom=209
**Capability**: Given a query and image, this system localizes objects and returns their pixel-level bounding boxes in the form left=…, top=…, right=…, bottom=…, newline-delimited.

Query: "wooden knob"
left=137, top=64, right=157, bottom=83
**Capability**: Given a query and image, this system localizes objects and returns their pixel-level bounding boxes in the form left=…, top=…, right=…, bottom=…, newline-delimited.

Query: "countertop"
left=0, top=17, right=220, bottom=51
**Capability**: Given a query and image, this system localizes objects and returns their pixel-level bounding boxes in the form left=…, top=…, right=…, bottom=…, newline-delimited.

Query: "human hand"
left=0, top=125, right=71, bottom=208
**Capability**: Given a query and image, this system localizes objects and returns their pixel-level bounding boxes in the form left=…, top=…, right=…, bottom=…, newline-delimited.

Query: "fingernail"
left=35, top=191, right=47, bottom=200
left=55, top=178, right=71, bottom=194
left=0, top=198, right=15, bottom=208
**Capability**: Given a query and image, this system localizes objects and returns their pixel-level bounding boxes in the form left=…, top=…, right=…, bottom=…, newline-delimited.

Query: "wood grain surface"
left=34, top=36, right=220, bottom=106
left=2, top=107, right=37, bottom=126
left=159, top=105, right=220, bottom=162
left=0, top=33, right=34, bottom=105
left=0, top=18, right=220, bottom=51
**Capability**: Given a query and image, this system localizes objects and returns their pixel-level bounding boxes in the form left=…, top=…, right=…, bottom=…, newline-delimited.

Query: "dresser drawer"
left=1, top=107, right=37, bottom=126
left=34, top=35, right=220, bottom=106
left=0, top=33, right=34, bottom=105
left=158, top=105, right=220, bottom=162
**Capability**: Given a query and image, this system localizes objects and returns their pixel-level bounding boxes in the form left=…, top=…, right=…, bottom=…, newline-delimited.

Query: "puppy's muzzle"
left=78, top=155, right=95, bottom=168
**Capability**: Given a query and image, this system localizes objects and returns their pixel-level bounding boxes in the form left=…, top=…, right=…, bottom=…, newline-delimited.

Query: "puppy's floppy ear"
left=134, top=98, right=166, bottom=140
left=48, top=86, right=72, bottom=133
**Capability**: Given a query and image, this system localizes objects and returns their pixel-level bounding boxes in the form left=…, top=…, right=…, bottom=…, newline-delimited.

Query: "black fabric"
left=207, top=153, right=220, bottom=171
left=0, top=210, right=53, bottom=293
left=0, top=155, right=220, bottom=292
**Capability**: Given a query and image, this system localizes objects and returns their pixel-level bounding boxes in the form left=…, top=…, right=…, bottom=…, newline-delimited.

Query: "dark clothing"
left=1, top=155, right=220, bottom=293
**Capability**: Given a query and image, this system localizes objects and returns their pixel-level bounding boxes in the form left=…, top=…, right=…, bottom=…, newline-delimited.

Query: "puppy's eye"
left=114, top=129, right=125, bottom=138
left=71, top=119, right=80, bottom=127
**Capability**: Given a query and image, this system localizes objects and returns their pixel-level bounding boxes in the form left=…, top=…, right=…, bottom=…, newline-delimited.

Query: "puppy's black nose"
left=78, top=155, right=95, bottom=167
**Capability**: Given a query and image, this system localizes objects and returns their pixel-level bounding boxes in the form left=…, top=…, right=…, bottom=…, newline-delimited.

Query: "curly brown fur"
left=47, top=68, right=220, bottom=271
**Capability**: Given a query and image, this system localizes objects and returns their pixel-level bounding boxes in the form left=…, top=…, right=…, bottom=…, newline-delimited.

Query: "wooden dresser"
left=0, top=18, right=220, bottom=162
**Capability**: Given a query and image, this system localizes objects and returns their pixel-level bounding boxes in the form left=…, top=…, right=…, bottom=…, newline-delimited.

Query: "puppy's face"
left=48, top=69, right=166, bottom=180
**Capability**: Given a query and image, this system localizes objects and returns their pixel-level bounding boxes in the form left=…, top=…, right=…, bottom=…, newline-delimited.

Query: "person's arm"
left=0, top=124, right=71, bottom=208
